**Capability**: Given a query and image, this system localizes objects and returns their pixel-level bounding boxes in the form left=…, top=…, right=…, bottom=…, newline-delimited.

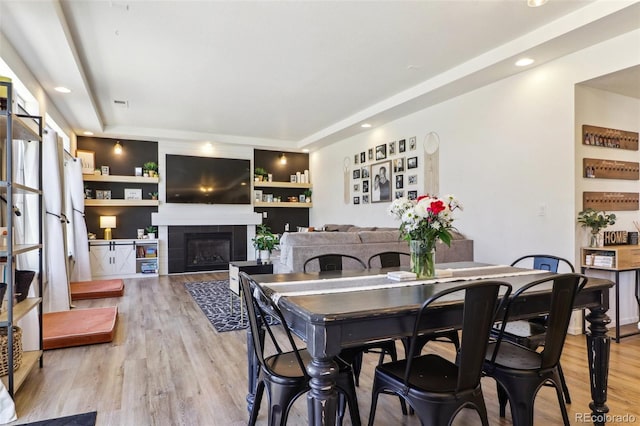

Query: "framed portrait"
left=134, top=167, right=143, bottom=176
left=408, top=174, right=418, bottom=185
left=362, top=179, right=369, bottom=193
left=362, top=194, right=370, bottom=204
left=124, top=188, right=142, bottom=200
left=353, top=169, right=361, bottom=179
left=395, top=174, right=404, bottom=189
left=254, top=189, right=263, bottom=202
left=395, top=191, right=405, bottom=199
left=103, top=190, right=112, bottom=199
left=409, top=136, right=417, bottom=150
left=101, top=165, right=110, bottom=176
left=354, top=154, right=359, bottom=165
left=361, top=166, right=370, bottom=179
left=290, top=174, right=297, bottom=183
left=375, top=144, right=387, bottom=160
left=360, top=152, right=366, bottom=163
left=371, top=160, right=392, bottom=203
left=353, top=196, right=360, bottom=205
left=76, top=150, right=95, bottom=175
left=95, top=190, right=104, bottom=200
left=407, top=156, right=418, bottom=169
left=393, top=157, right=405, bottom=173
left=353, top=183, right=360, bottom=192
left=398, top=139, right=406, bottom=153
left=368, top=148, right=373, bottom=160
left=389, top=141, right=396, bottom=155
left=408, top=190, right=418, bottom=200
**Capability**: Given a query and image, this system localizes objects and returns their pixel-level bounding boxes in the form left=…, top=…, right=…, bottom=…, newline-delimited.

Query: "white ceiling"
left=1, top=0, right=639, bottom=150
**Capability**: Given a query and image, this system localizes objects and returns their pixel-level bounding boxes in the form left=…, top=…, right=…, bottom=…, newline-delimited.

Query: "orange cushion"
left=43, top=307, right=118, bottom=350
left=70, top=279, right=124, bottom=300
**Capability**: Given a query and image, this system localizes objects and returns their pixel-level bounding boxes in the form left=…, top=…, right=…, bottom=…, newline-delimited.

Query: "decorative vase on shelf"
left=410, top=240, right=436, bottom=279
left=589, top=231, right=602, bottom=248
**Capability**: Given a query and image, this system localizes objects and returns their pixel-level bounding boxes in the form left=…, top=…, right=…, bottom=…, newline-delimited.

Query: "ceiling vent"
left=113, top=99, right=129, bottom=108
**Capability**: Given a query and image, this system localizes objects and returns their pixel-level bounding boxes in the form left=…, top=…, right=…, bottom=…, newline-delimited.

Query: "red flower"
left=416, top=194, right=430, bottom=202
left=429, top=200, right=446, bottom=215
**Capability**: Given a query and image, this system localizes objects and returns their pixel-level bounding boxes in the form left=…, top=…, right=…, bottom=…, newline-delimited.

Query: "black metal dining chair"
left=303, top=253, right=367, bottom=273
left=366, top=251, right=410, bottom=268
left=240, top=272, right=361, bottom=426
left=368, top=280, right=513, bottom=426
left=496, top=254, right=575, bottom=403
left=483, top=273, right=588, bottom=426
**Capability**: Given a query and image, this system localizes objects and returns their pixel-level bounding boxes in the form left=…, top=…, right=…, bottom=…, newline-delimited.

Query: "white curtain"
left=66, top=158, right=91, bottom=281
left=42, top=131, right=69, bottom=312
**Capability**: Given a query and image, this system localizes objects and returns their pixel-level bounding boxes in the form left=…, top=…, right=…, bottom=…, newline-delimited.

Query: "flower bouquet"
left=577, top=208, right=616, bottom=247
left=388, top=194, right=462, bottom=278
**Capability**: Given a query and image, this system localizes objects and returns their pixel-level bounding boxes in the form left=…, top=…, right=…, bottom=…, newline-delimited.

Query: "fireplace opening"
left=185, top=232, right=232, bottom=272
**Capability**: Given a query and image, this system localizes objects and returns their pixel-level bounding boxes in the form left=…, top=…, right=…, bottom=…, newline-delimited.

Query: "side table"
left=229, top=260, right=274, bottom=320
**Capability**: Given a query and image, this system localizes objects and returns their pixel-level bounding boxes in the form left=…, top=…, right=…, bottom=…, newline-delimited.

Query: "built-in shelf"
left=1, top=350, right=42, bottom=392
left=254, top=181, right=312, bottom=189
left=0, top=114, right=41, bottom=142
left=85, top=199, right=159, bottom=207
left=254, top=201, right=312, bottom=208
left=0, top=298, right=42, bottom=325
left=83, top=174, right=159, bottom=183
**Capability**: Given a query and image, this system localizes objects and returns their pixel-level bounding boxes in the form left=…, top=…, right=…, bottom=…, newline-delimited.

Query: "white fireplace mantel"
left=151, top=212, right=262, bottom=226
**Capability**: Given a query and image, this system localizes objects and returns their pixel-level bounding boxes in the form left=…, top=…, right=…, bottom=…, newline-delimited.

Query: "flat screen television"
left=165, top=154, right=251, bottom=204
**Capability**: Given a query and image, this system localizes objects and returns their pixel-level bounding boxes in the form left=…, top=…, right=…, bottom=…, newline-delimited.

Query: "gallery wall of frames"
left=350, top=136, right=419, bottom=205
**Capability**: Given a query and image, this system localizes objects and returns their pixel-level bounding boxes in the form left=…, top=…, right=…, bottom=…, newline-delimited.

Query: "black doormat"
left=185, top=280, right=278, bottom=333
left=21, top=411, right=97, bottom=426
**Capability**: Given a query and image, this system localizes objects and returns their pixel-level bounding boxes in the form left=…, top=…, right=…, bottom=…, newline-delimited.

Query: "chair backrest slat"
left=511, top=254, right=575, bottom=273
left=367, top=251, right=410, bottom=268
left=303, top=253, right=366, bottom=273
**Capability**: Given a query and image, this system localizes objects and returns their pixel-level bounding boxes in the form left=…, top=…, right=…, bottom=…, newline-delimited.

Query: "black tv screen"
left=165, top=155, right=251, bottom=204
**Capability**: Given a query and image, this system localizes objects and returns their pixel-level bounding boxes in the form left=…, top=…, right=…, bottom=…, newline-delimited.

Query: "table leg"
left=245, top=325, right=264, bottom=414
left=614, top=271, right=620, bottom=343
left=585, top=306, right=611, bottom=426
left=307, top=357, right=339, bottom=426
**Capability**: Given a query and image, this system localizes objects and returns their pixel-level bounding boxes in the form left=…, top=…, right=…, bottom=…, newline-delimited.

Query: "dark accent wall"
left=78, top=136, right=158, bottom=238
left=253, top=149, right=310, bottom=234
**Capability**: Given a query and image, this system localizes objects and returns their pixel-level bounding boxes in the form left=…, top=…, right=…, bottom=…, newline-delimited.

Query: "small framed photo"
left=393, top=158, right=405, bottom=173
left=409, top=136, right=417, bottom=150
left=375, top=144, right=387, bottom=160
left=134, top=167, right=143, bottom=176
left=101, top=165, right=110, bottom=176
left=290, top=174, right=297, bottom=183
left=362, top=180, right=369, bottom=193
left=407, top=156, right=418, bottom=169
left=371, top=160, right=392, bottom=203
left=360, top=152, right=366, bottom=163
left=353, top=184, right=360, bottom=192
left=408, top=174, right=418, bottom=185
left=395, top=191, right=405, bottom=199
left=408, top=190, right=418, bottom=200
left=299, top=194, right=306, bottom=203
left=362, top=194, right=370, bottom=204
left=103, top=190, right=112, bottom=199
left=353, top=196, right=360, bottom=205
left=353, top=169, right=361, bottom=179
left=124, top=188, right=142, bottom=200
left=76, top=150, right=95, bottom=175
left=95, top=190, right=104, bottom=199
left=361, top=166, right=370, bottom=178
left=398, top=139, right=406, bottom=153
left=254, top=189, right=263, bottom=202
left=395, top=175, right=404, bottom=189
left=354, top=154, right=359, bottom=165
left=389, top=141, right=396, bottom=155
left=368, top=148, right=373, bottom=160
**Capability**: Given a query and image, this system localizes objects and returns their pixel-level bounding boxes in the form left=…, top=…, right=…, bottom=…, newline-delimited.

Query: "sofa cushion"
left=323, top=224, right=354, bottom=232
left=281, top=232, right=361, bottom=246
left=358, top=230, right=402, bottom=243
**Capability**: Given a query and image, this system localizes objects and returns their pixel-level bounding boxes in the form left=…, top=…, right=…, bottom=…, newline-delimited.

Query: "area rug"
left=185, top=280, right=279, bottom=333
left=21, top=411, right=97, bottom=426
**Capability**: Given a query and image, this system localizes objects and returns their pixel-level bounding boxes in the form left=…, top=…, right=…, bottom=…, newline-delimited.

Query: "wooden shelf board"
left=85, top=199, right=159, bottom=207
left=254, top=201, right=312, bottom=208
left=0, top=244, right=42, bottom=257
left=254, top=181, right=312, bottom=189
left=0, top=298, right=41, bottom=324
left=0, top=115, right=41, bottom=142
left=83, top=175, right=159, bottom=183
left=0, top=183, right=42, bottom=195
left=1, top=350, right=42, bottom=392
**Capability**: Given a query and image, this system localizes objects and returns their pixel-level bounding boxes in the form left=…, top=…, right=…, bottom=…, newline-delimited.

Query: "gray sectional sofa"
left=274, top=225, right=474, bottom=273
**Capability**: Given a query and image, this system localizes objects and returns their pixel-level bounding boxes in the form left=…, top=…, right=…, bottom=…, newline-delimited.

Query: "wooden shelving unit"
left=254, top=181, right=312, bottom=189
left=83, top=174, right=159, bottom=183
left=84, top=199, right=159, bottom=207
left=254, top=201, right=312, bottom=208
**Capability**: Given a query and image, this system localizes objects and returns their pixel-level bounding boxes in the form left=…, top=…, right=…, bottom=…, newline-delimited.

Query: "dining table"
left=246, top=262, right=613, bottom=426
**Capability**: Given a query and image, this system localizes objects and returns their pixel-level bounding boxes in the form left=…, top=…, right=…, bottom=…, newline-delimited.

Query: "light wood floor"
left=9, top=272, right=640, bottom=425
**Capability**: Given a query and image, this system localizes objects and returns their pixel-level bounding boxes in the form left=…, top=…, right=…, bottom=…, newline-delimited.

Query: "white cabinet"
left=89, top=239, right=158, bottom=278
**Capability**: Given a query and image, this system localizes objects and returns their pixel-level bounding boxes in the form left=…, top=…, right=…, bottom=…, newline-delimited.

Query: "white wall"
left=311, top=30, right=640, bottom=330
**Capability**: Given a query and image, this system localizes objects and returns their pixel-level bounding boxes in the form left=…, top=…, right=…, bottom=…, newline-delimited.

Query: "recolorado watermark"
left=575, top=413, right=637, bottom=423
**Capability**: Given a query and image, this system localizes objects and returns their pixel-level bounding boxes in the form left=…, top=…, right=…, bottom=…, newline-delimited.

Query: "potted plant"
left=577, top=208, right=616, bottom=247
left=144, top=161, right=158, bottom=177
left=149, top=192, right=158, bottom=200
left=254, top=167, right=268, bottom=182
left=303, top=188, right=312, bottom=203
left=252, top=224, right=278, bottom=262
left=146, top=225, right=157, bottom=240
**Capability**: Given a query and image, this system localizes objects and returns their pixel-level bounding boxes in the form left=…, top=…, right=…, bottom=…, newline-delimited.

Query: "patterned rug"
left=22, top=411, right=97, bottom=426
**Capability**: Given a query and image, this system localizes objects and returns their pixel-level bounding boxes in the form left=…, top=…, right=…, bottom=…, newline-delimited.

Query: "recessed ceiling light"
left=361, top=123, right=372, bottom=128
left=54, top=86, right=71, bottom=93
left=515, top=58, right=535, bottom=67
left=527, top=0, right=548, bottom=7
left=83, top=131, right=94, bottom=136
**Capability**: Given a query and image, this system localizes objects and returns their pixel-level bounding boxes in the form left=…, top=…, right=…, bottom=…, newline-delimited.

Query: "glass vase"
left=410, top=240, right=436, bottom=279
left=589, top=231, right=602, bottom=248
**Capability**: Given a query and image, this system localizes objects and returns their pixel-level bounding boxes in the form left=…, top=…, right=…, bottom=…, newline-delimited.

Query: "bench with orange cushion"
left=43, top=306, right=118, bottom=350
left=70, top=279, right=124, bottom=300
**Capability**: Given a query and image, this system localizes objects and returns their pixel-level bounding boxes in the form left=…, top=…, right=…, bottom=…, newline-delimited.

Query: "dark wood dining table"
left=246, top=262, right=613, bottom=426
